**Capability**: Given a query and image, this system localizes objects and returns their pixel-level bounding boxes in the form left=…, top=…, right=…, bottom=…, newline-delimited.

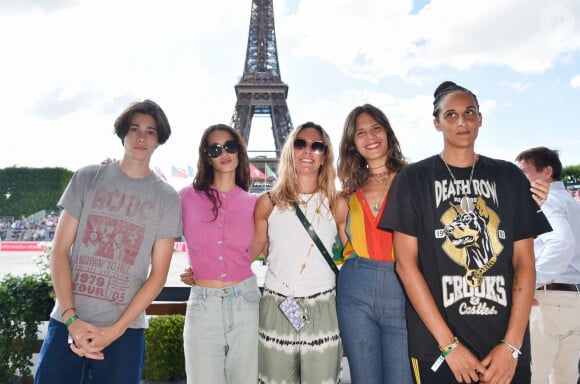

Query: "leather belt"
left=537, top=283, right=580, bottom=292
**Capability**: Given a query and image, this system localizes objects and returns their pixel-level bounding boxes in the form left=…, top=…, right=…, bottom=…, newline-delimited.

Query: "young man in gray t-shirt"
left=35, top=99, right=182, bottom=384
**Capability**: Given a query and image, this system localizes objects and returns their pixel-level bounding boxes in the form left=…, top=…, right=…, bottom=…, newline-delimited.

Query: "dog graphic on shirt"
left=441, top=196, right=502, bottom=286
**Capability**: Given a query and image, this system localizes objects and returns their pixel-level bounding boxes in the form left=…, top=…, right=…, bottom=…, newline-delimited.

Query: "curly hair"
left=337, top=104, right=405, bottom=195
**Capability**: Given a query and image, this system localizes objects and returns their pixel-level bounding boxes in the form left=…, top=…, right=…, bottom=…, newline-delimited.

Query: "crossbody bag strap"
left=292, top=202, right=339, bottom=276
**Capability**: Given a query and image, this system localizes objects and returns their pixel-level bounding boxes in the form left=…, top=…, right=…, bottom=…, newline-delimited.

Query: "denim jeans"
left=337, top=257, right=413, bottom=384
left=34, top=318, right=145, bottom=384
left=183, top=276, right=260, bottom=384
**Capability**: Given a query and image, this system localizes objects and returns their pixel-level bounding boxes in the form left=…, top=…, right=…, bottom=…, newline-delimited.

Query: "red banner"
left=0, top=242, right=188, bottom=252
left=173, top=242, right=187, bottom=253
left=0, top=241, right=44, bottom=251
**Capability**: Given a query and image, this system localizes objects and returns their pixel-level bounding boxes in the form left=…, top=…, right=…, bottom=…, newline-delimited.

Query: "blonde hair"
left=269, top=122, right=337, bottom=211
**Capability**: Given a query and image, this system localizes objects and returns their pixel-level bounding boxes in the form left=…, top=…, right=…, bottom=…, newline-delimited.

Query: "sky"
left=1, top=0, right=579, bottom=191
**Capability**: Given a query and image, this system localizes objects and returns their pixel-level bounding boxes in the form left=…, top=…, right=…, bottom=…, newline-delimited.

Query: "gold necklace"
left=299, top=192, right=315, bottom=206
left=371, top=172, right=391, bottom=213
left=270, top=195, right=323, bottom=292
left=300, top=192, right=322, bottom=217
left=369, top=163, right=387, bottom=171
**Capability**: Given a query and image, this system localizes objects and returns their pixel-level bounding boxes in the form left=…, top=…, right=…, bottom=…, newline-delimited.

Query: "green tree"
left=0, top=245, right=54, bottom=383
left=0, top=167, right=72, bottom=218
left=142, top=315, right=186, bottom=382
left=563, top=164, right=580, bottom=185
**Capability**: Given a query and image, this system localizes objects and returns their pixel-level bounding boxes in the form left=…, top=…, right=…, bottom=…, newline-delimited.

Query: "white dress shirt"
left=534, top=181, right=580, bottom=286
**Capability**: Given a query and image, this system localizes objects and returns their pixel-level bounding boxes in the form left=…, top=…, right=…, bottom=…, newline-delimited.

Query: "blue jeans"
left=183, top=276, right=260, bottom=384
left=34, top=318, right=145, bottom=384
left=337, top=257, right=413, bottom=384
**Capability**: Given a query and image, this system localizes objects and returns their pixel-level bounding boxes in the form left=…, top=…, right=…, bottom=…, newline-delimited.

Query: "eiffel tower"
left=231, top=0, right=293, bottom=188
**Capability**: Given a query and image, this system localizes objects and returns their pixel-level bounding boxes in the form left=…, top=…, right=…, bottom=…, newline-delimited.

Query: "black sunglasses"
left=293, top=138, right=326, bottom=154
left=205, top=140, right=239, bottom=158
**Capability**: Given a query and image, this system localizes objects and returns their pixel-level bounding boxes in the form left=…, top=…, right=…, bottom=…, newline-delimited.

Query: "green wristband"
left=65, top=314, right=79, bottom=329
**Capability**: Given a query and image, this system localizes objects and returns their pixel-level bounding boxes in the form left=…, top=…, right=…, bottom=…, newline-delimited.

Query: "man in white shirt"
left=516, top=146, right=580, bottom=384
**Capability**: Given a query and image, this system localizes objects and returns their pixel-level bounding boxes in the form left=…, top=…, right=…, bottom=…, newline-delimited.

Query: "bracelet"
left=65, top=315, right=79, bottom=329
left=501, top=339, right=522, bottom=359
left=431, top=337, right=459, bottom=372
left=61, top=307, right=76, bottom=317
left=439, top=336, right=459, bottom=353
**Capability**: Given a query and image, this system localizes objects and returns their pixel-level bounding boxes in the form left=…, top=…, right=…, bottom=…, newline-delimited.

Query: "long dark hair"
left=338, top=104, right=405, bottom=195
left=193, top=124, right=251, bottom=220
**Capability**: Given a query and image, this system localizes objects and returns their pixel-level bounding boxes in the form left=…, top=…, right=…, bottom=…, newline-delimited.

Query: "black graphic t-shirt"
left=379, top=154, right=552, bottom=363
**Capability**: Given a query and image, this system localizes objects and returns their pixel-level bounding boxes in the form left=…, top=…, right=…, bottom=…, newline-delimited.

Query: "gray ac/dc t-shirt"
left=50, top=162, right=182, bottom=328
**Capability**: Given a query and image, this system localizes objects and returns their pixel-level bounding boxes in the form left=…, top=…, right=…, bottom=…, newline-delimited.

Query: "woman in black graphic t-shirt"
left=380, top=81, right=551, bottom=384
